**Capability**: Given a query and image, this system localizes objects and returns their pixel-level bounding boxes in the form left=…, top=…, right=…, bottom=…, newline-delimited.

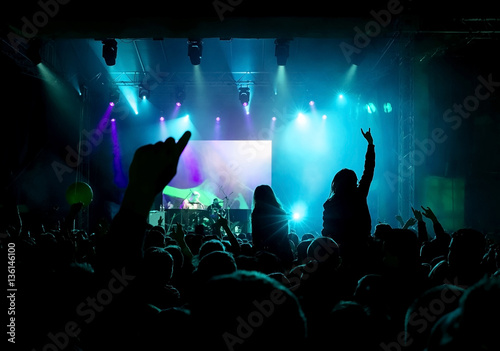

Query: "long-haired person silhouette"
left=322, top=128, right=375, bottom=269
left=251, top=184, right=293, bottom=270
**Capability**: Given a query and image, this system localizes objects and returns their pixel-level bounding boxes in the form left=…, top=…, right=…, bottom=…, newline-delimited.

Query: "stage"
left=4, top=9, right=500, bottom=235
left=148, top=209, right=251, bottom=234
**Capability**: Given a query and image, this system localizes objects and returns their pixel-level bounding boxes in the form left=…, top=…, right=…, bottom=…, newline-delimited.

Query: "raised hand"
left=171, top=222, right=185, bottom=244
left=421, top=206, right=437, bottom=222
left=122, top=131, right=191, bottom=217
left=361, top=128, right=373, bottom=145
left=395, top=215, right=405, bottom=227
left=403, top=217, right=417, bottom=229
left=171, top=221, right=193, bottom=261
left=216, top=214, right=229, bottom=228
left=412, top=207, right=423, bottom=222
left=128, top=131, right=191, bottom=197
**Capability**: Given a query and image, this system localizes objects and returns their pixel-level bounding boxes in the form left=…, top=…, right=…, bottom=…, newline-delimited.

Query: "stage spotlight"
left=337, top=93, right=347, bottom=107
left=383, top=102, right=393, bottom=113
left=239, top=87, right=250, bottom=106
left=365, top=103, right=377, bottom=114
left=139, top=85, right=149, bottom=100
left=160, top=116, right=165, bottom=121
left=297, top=112, right=307, bottom=124
left=309, top=100, right=315, bottom=106
left=109, top=87, right=120, bottom=105
left=216, top=116, right=221, bottom=122
left=187, top=39, right=202, bottom=65
left=102, top=39, right=117, bottom=66
left=175, top=86, right=185, bottom=106
left=275, top=39, right=290, bottom=66
left=291, top=202, right=307, bottom=222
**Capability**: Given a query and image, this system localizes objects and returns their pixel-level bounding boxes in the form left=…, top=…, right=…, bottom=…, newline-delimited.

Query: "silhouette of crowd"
left=1, top=129, right=500, bottom=351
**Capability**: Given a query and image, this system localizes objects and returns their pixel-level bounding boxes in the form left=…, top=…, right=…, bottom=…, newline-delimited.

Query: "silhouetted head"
left=143, top=229, right=166, bottom=250
left=296, top=239, right=313, bottom=263
left=253, top=184, right=282, bottom=209
left=198, top=239, right=226, bottom=259
left=381, top=228, right=420, bottom=270
left=427, top=276, right=500, bottom=351
left=319, top=300, right=376, bottom=350
left=331, top=168, right=358, bottom=196
left=288, top=233, right=299, bottom=248
left=373, top=223, right=393, bottom=241
left=448, top=228, right=486, bottom=268
left=255, top=250, right=284, bottom=274
left=165, top=245, right=184, bottom=270
left=307, top=236, right=341, bottom=268
left=301, top=233, right=315, bottom=241
left=189, top=270, right=307, bottom=350
left=193, top=250, right=237, bottom=283
left=141, top=247, right=174, bottom=285
left=404, top=284, right=465, bottom=350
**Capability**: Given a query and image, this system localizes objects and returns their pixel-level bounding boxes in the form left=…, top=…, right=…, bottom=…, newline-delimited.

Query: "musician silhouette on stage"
left=207, top=198, right=225, bottom=217
left=181, top=191, right=205, bottom=210
left=207, top=198, right=222, bottom=214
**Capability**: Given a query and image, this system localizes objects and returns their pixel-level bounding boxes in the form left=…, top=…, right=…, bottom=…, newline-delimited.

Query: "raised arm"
left=421, top=206, right=449, bottom=243
left=121, top=131, right=191, bottom=218
left=358, top=128, right=375, bottom=197
left=412, top=206, right=429, bottom=245
left=217, top=214, right=241, bottom=255
left=101, top=131, right=191, bottom=271
left=171, top=222, right=193, bottom=263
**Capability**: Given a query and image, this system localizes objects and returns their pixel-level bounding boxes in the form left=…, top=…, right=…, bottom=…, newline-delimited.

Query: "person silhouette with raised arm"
left=88, top=131, right=191, bottom=350
left=321, top=128, right=375, bottom=273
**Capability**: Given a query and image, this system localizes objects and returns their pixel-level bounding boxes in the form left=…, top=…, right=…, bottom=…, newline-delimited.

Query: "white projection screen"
left=162, top=140, right=272, bottom=210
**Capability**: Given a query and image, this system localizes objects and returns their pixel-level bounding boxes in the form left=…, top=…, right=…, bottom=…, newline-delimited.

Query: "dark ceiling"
left=4, top=0, right=500, bottom=87
left=4, top=0, right=500, bottom=39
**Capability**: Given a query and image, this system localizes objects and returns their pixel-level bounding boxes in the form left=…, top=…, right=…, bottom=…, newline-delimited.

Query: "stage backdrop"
left=162, top=140, right=272, bottom=210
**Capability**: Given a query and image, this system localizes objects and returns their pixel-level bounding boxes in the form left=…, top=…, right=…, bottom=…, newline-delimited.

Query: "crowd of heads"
left=1, top=137, right=500, bottom=350
left=2, top=197, right=499, bottom=351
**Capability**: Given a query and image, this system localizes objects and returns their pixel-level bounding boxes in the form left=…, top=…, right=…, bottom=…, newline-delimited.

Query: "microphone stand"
left=219, top=185, right=233, bottom=228
left=180, top=190, right=192, bottom=229
left=167, top=213, right=176, bottom=236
